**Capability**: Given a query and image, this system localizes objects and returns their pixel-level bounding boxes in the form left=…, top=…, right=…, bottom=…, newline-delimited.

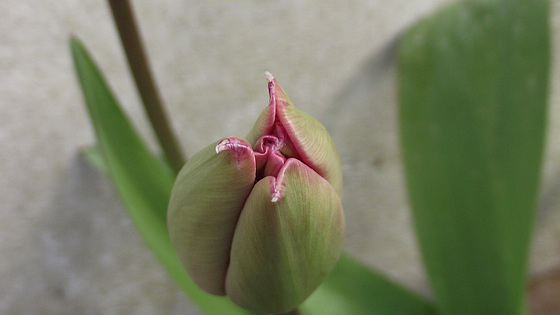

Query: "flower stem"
left=107, top=0, right=185, bottom=174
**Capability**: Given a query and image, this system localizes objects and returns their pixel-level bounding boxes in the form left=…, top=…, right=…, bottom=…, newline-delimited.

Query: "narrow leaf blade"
left=81, top=145, right=108, bottom=175
left=301, top=254, right=436, bottom=315
left=70, top=37, right=255, bottom=315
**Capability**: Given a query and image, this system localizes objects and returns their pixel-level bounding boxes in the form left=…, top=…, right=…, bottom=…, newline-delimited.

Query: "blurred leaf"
left=301, top=254, right=435, bottom=315
left=71, top=35, right=436, bottom=315
left=81, top=145, right=108, bottom=175
left=71, top=37, right=255, bottom=315
left=398, top=0, right=550, bottom=314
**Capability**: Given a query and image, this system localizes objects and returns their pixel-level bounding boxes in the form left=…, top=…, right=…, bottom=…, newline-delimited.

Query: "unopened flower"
left=168, top=72, right=344, bottom=314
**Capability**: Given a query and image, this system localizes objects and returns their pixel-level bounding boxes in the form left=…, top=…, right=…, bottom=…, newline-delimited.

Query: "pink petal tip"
left=265, top=71, right=274, bottom=83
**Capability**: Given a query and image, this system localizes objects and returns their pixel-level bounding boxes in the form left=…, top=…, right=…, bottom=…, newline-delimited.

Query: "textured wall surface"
left=1, top=1, right=559, bottom=314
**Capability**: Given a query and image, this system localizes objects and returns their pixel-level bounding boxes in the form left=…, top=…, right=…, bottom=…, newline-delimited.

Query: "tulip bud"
left=168, top=73, right=344, bottom=314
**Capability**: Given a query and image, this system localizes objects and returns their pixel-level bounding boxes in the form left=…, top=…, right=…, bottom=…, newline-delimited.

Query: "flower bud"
left=168, top=73, right=344, bottom=314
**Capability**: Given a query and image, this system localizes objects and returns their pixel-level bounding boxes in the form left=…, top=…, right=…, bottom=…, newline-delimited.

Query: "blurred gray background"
left=1, top=0, right=559, bottom=314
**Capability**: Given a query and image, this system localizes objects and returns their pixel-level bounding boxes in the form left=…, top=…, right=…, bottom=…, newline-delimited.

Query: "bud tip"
left=270, top=179, right=284, bottom=203
left=215, top=137, right=251, bottom=154
left=265, top=71, right=274, bottom=82
left=215, top=142, right=227, bottom=154
left=271, top=191, right=281, bottom=203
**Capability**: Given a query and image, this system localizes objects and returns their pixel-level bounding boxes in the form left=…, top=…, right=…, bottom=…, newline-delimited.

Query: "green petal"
left=168, top=137, right=256, bottom=295
left=275, top=90, right=343, bottom=196
left=248, top=73, right=343, bottom=196
left=225, top=158, right=344, bottom=314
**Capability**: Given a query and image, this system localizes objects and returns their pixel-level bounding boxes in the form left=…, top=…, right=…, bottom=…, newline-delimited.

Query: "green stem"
left=107, top=0, right=185, bottom=174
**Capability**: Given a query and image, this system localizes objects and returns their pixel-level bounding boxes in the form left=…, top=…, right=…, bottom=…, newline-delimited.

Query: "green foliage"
left=398, top=0, right=550, bottom=314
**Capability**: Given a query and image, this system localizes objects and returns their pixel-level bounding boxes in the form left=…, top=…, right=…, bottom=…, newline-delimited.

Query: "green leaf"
left=301, top=254, right=436, bottom=315
left=71, top=36, right=436, bottom=315
left=81, top=145, right=108, bottom=175
left=70, top=37, right=255, bottom=315
left=398, top=0, right=550, bottom=314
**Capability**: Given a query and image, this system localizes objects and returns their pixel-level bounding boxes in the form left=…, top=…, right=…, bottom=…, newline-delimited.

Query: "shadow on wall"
left=321, top=35, right=430, bottom=295
left=36, top=156, right=198, bottom=315
left=324, top=35, right=401, bottom=165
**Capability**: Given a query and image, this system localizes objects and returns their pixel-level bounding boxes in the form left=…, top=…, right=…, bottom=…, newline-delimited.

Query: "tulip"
left=168, top=72, right=344, bottom=314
